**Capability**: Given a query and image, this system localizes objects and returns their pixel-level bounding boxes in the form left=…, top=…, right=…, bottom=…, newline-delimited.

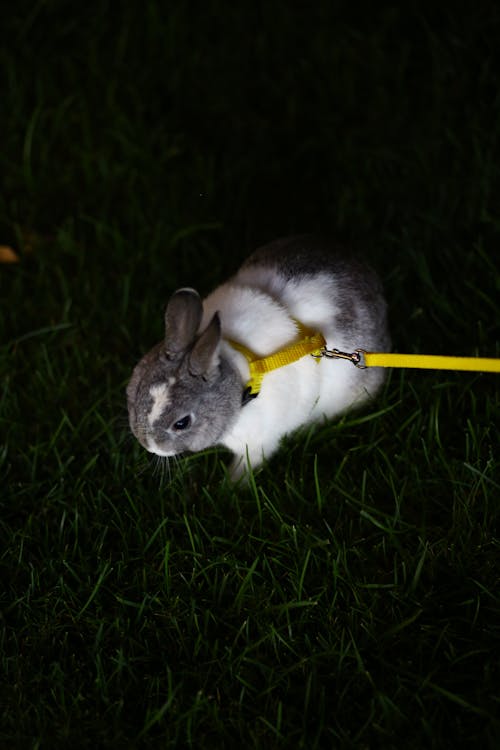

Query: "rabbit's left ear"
left=188, top=313, right=221, bottom=377
left=164, top=288, right=203, bottom=358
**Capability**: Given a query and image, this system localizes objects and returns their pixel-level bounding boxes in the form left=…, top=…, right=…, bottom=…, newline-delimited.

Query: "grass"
left=1, top=2, right=500, bottom=747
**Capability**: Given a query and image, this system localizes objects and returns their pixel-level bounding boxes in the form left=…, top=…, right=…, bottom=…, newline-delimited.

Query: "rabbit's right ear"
left=164, top=288, right=203, bottom=357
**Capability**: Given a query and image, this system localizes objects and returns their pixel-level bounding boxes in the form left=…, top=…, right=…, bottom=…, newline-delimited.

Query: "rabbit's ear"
left=189, top=313, right=221, bottom=377
left=164, top=288, right=203, bottom=357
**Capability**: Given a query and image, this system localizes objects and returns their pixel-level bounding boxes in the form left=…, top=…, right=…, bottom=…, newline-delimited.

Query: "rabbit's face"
left=126, top=348, right=236, bottom=456
left=127, top=290, right=243, bottom=458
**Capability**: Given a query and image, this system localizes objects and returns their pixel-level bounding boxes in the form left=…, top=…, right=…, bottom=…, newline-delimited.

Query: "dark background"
left=2, top=2, right=499, bottom=352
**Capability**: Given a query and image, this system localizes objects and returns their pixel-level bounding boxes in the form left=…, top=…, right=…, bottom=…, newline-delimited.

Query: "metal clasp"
left=311, top=347, right=367, bottom=368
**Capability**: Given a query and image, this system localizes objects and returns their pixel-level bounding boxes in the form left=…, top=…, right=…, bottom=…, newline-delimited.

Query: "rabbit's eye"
left=173, top=415, right=191, bottom=431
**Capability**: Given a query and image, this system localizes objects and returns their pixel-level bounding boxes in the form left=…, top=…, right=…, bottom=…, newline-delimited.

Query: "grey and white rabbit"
left=127, top=235, right=390, bottom=477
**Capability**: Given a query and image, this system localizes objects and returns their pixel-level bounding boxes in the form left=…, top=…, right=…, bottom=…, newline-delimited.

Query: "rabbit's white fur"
left=201, top=267, right=384, bottom=475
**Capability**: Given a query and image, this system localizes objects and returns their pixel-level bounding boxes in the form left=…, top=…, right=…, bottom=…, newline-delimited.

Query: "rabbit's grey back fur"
left=240, top=234, right=389, bottom=350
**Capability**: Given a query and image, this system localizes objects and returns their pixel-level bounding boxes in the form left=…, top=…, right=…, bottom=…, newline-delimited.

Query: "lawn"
left=1, top=2, right=499, bottom=748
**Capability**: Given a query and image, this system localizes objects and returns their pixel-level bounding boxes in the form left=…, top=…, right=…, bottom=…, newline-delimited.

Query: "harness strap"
left=227, top=322, right=326, bottom=398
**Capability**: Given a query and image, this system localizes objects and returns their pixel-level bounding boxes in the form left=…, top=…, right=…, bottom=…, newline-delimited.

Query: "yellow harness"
left=227, top=322, right=325, bottom=399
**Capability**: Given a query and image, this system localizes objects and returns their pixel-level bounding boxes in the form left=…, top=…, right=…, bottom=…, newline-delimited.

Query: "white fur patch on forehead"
left=147, top=383, right=172, bottom=427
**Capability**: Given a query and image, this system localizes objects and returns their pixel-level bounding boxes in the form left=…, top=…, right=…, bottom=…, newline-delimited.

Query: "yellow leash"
left=361, top=351, right=500, bottom=372
left=315, top=346, right=500, bottom=372
left=227, top=319, right=500, bottom=401
left=314, top=345, right=500, bottom=372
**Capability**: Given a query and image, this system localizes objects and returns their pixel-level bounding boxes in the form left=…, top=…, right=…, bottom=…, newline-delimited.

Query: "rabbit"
left=126, top=234, right=390, bottom=478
